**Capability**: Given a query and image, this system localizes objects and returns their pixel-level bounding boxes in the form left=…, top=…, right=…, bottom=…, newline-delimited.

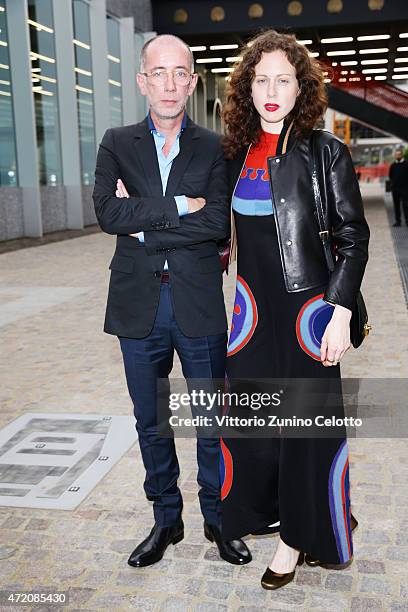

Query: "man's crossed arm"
left=93, top=128, right=230, bottom=251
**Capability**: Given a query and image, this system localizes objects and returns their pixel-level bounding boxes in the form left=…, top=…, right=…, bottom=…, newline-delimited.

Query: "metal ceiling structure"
left=152, top=0, right=408, bottom=36
left=151, top=1, right=408, bottom=138
left=162, top=22, right=408, bottom=87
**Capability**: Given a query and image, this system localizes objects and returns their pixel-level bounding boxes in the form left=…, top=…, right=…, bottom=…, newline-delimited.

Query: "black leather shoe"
left=261, top=552, right=304, bottom=590
left=128, top=519, right=184, bottom=567
left=305, top=513, right=358, bottom=568
left=204, top=523, right=252, bottom=565
left=393, top=222, right=401, bottom=227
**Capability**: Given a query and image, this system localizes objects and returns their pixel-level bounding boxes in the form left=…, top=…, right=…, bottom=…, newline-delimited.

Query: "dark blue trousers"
left=119, top=283, right=227, bottom=527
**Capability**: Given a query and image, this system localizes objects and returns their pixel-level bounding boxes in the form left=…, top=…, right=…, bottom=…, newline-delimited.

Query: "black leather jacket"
left=227, top=123, right=370, bottom=311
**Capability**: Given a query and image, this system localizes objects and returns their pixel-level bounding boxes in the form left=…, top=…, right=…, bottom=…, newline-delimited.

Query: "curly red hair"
left=222, top=30, right=328, bottom=159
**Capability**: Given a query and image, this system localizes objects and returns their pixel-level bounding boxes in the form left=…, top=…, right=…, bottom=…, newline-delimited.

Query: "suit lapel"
left=165, top=120, right=200, bottom=196
left=133, top=118, right=163, bottom=197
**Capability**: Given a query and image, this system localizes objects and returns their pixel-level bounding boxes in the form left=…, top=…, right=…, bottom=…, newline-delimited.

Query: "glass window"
left=106, top=16, right=123, bottom=127
left=0, top=0, right=17, bottom=186
left=73, top=0, right=96, bottom=185
left=28, top=0, right=62, bottom=185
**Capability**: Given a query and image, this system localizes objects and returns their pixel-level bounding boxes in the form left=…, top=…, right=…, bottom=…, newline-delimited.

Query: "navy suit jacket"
left=92, top=115, right=230, bottom=338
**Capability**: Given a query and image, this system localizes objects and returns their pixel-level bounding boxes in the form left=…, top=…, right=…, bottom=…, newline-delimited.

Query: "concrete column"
left=325, top=107, right=335, bottom=133
left=134, top=31, right=155, bottom=121
left=52, top=0, right=83, bottom=229
left=89, top=0, right=109, bottom=147
left=212, top=98, right=223, bottom=134
left=5, top=0, right=42, bottom=237
left=119, top=17, right=137, bottom=125
left=195, top=73, right=207, bottom=128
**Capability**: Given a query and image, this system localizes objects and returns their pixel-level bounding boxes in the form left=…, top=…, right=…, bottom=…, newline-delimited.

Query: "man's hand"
left=186, top=197, right=206, bottom=213
left=116, top=178, right=129, bottom=199
left=115, top=179, right=142, bottom=239
left=320, top=304, right=352, bottom=367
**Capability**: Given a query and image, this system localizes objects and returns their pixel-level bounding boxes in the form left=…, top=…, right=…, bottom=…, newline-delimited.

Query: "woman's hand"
left=320, top=304, right=352, bottom=366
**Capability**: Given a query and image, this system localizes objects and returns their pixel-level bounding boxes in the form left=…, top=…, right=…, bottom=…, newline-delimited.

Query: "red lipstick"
left=264, top=104, right=280, bottom=112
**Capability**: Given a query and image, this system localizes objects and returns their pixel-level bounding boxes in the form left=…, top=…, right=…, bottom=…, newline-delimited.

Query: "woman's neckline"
left=261, top=130, right=280, bottom=138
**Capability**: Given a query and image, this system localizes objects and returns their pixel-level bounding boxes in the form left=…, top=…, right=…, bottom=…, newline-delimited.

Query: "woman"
left=220, top=30, right=369, bottom=589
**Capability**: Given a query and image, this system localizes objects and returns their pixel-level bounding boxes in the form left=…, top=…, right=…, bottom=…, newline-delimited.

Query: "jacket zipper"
left=267, top=156, right=291, bottom=290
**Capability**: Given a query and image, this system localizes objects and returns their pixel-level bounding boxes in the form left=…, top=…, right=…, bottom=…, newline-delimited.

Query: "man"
left=92, top=34, right=251, bottom=568
left=389, top=148, right=408, bottom=226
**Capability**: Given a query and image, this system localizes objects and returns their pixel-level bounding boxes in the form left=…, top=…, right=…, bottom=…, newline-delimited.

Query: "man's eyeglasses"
left=140, top=69, right=193, bottom=86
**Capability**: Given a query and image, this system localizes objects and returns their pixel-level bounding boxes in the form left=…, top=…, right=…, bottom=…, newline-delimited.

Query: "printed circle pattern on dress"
left=328, top=439, right=353, bottom=563
left=296, top=293, right=334, bottom=360
left=227, top=276, right=258, bottom=356
left=220, top=438, right=233, bottom=500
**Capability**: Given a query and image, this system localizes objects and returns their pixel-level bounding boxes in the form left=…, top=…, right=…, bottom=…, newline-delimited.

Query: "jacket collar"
left=276, top=119, right=296, bottom=156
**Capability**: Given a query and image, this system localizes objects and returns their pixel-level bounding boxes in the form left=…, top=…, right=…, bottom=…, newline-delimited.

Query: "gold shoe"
left=261, top=552, right=304, bottom=590
left=350, top=513, right=358, bottom=532
left=305, top=513, right=358, bottom=569
left=304, top=556, right=353, bottom=570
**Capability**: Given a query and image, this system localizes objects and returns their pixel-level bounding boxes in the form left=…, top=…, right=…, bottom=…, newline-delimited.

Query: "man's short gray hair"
left=140, top=34, right=194, bottom=73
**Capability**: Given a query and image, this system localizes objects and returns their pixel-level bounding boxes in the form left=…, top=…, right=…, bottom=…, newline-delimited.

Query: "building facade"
left=0, top=0, right=154, bottom=240
left=2, top=0, right=406, bottom=240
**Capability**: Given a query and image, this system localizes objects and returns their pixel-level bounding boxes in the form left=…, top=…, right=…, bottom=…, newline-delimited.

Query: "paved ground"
left=384, top=191, right=408, bottom=306
left=0, top=185, right=407, bottom=611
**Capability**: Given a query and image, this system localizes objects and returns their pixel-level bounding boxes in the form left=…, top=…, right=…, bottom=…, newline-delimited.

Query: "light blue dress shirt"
left=138, top=112, right=189, bottom=270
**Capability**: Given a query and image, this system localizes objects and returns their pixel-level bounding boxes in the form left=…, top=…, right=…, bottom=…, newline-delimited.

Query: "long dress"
left=221, top=130, right=354, bottom=565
